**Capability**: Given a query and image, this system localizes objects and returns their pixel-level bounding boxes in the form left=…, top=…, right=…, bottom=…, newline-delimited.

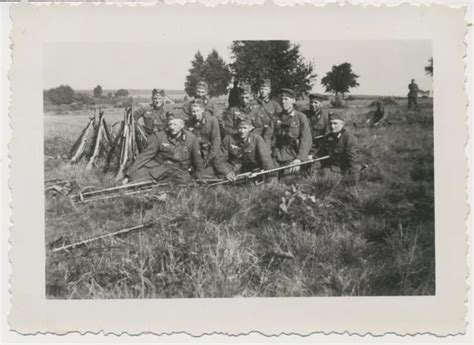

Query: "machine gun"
left=208, top=155, right=330, bottom=187
left=71, top=180, right=168, bottom=204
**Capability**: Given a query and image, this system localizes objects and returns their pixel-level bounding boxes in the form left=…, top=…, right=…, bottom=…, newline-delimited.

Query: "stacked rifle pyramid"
left=69, top=107, right=148, bottom=178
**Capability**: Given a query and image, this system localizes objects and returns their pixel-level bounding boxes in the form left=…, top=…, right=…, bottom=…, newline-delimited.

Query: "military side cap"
left=152, top=89, right=165, bottom=96
left=166, top=110, right=186, bottom=121
left=260, top=78, right=271, bottom=88
left=309, top=93, right=325, bottom=101
left=281, top=88, right=296, bottom=98
left=239, top=83, right=252, bottom=96
left=237, top=117, right=253, bottom=127
left=190, top=99, right=205, bottom=108
left=328, top=112, right=346, bottom=122
left=196, top=81, right=209, bottom=91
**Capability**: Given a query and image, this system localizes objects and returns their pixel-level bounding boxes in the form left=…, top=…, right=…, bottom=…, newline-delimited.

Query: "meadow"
left=44, top=97, right=435, bottom=298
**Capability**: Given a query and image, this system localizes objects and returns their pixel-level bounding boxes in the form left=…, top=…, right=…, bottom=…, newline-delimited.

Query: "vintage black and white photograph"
left=43, top=39, right=434, bottom=299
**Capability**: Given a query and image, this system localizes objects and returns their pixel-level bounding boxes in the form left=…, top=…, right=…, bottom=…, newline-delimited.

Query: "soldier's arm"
left=344, top=133, right=358, bottom=175
left=255, top=136, right=275, bottom=171
left=125, top=134, right=161, bottom=176
left=191, top=136, right=204, bottom=173
left=214, top=136, right=232, bottom=175
left=208, top=117, right=222, bottom=161
left=296, top=113, right=313, bottom=161
left=273, top=100, right=283, bottom=114
left=223, top=109, right=237, bottom=136
left=133, top=107, right=146, bottom=122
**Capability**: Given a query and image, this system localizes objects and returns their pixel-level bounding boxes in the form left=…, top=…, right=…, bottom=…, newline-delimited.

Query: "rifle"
left=71, top=180, right=168, bottom=203
left=51, top=221, right=157, bottom=252
left=208, top=155, right=330, bottom=187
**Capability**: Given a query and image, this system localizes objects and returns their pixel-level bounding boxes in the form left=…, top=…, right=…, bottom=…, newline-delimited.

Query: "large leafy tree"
left=230, top=40, right=316, bottom=97
left=185, top=50, right=231, bottom=97
left=44, top=85, right=75, bottom=105
left=425, top=57, right=433, bottom=76
left=321, top=62, right=360, bottom=99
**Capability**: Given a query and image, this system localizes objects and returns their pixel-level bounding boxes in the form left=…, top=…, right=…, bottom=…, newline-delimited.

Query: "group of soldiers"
left=116, top=79, right=359, bottom=186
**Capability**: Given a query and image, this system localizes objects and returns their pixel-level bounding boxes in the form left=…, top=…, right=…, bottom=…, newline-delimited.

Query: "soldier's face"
left=329, top=119, right=344, bottom=133
left=237, top=125, right=252, bottom=139
left=309, top=99, right=321, bottom=111
left=152, top=95, right=164, bottom=108
left=196, top=88, right=207, bottom=99
left=259, top=86, right=270, bottom=99
left=281, top=96, right=295, bottom=112
left=191, top=105, right=204, bottom=121
left=240, top=94, right=252, bottom=107
left=168, top=119, right=184, bottom=135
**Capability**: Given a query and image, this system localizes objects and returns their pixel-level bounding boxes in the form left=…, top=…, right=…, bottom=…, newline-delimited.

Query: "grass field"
left=44, top=97, right=435, bottom=298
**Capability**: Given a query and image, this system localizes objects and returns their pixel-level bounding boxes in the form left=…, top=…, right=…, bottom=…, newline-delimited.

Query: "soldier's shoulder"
left=153, top=131, right=167, bottom=142
left=183, top=129, right=197, bottom=139
left=296, top=110, right=309, bottom=120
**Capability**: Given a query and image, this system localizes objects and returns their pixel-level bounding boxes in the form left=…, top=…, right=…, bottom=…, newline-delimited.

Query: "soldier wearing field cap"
left=223, top=83, right=273, bottom=145
left=218, top=117, right=275, bottom=181
left=185, top=99, right=222, bottom=176
left=318, top=112, right=359, bottom=183
left=304, top=93, right=329, bottom=150
left=256, top=78, right=282, bottom=119
left=183, top=80, right=222, bottom=126
left=272, top=88, right=312, bottom=171
left=119, top=117, right=204, bottom=184
left=133, top=88, right=174, bottom=136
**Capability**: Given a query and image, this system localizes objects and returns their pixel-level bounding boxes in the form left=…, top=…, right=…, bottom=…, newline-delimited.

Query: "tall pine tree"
left=185, top=50, right=231, bottom=98
left=230, top=41, right=316, bottom=97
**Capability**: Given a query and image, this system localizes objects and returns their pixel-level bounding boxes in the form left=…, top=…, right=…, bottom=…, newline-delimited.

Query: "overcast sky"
left=44, top=40, right=432, bottom=96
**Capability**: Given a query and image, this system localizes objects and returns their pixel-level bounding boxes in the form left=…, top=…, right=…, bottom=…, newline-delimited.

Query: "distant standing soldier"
left=118, top=117, right=203, bottom=184
left=256, top=78, right=282, bottom=119
left=185, top=99, right=222, bottom=177
left=228, top=80, right=241, bottom=109
left=223, top=84, right=273, bottom=145
left=272, top=88, right=312, bottom=172
left=133, top=89, right=173, bottom=136
left=318, top=112, right=359, bottom=183
left=183, top=80, right=222, bottom=126
left=303, top=93, right=329, bottom=150
left=407, top=78, right=419, bottom=110
left=219, top=117, right=276, bottom=181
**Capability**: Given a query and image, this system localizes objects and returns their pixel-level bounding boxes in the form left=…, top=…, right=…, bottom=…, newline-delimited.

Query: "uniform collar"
left=259, top=97, right=270, bottom=104
left=283, top=108, right=296, bottom=117
left=168, top=130, right=186, bottom=142
left=150, top=104, right=164, bottom=110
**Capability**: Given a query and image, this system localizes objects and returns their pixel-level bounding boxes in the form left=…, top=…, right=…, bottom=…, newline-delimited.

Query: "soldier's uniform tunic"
left=133, top=104, right=173, bottom=136
left=319, top=129, right=359, bottom=182
left=125, top=130, right=203, bottom=183
left=185, top=112, right=222, bottom=176
left=217, top=133, right=275, bottom=175
left=256, top=98, right=282, bottom=120
left=303, top=108, right=329, bottom=150
left=224, top=105, right=273, bottom=145
left=407, top=82, right=419, bottom=110
left=272, top=110, right=312, bottom=164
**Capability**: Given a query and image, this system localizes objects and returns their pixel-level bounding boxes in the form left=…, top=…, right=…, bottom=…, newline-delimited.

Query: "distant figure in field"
left=118, top=117, right=203, bottom=184
left=133, top=89, right=173, bottom=137
left=318, top=112, right=359, bottom=184
left=228, top=80, right=241, bottom=109
left=367, top=100, right=385, bottom=127
left=407, top=78, right=419, bottom=110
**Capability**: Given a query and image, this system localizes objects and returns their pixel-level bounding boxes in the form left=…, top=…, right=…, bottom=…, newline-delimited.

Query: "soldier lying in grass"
left=117, top=117, right=203, bottom=184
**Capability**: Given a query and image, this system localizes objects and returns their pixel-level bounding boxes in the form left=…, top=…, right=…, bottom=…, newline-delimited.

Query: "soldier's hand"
left=115, top=171, right=125, bottom=183
left=226, top=171, right=237, bottom=181
left=289, top=159, right=301, bottom=173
